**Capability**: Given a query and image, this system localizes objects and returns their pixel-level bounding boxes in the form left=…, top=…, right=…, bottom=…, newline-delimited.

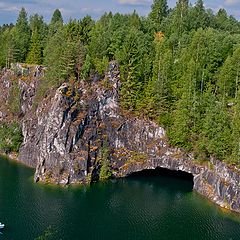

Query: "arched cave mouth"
left=127, top=167, right=194, bottom=190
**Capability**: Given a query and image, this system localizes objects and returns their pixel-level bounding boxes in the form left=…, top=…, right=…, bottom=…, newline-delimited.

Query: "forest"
left=1, top=0, right=240, bottom=164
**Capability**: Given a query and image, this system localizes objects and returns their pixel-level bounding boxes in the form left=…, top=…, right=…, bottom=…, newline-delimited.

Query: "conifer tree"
left=151, top=33, right=172, bottom=119
left=26, top=30, right=42, bottom=64
left=176, top=0, right=190, bottom=34
left=231, top=92, right=240, bottom=163
left=0, top=28, right=16, bottom=68
left=79, top=16, right=94, bottom=45
left=201, top=99, right=231, bottom=159
left=149, top=0, right=168, bottom=30
left=116, top=28, right=149, bottom=111
left=218, top=45, right=240, bottom=100
left=44, top=28, right=66, bottom=85
left=189, top=0, right=208, bottom=29
left=29, top=14, right=48, bottom=47
left=51, top=9, right=63, bottom=26
left=49, top=9, right=63, bottom=36
left=13, top=8, right=30, bottom=62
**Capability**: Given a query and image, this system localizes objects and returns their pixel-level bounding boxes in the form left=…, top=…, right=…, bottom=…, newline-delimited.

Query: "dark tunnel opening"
left=127, top=167, right=194, bottom=190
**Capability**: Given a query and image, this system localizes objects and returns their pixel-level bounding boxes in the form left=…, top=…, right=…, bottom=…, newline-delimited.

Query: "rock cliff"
left=1, top=63, right=240, bottom=213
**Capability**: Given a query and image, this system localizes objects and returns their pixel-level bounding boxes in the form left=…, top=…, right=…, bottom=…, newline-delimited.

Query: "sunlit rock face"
left=1, top=63, right=240, bottom=213
left=19, top=62, right=169, bottom=185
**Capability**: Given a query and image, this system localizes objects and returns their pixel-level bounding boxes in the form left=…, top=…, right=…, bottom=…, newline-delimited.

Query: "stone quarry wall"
left=1, top=62, right=240, bottom=213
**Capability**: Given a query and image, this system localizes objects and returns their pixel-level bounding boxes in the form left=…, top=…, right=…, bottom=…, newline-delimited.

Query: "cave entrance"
left=127, top=167, right=194, bottom=191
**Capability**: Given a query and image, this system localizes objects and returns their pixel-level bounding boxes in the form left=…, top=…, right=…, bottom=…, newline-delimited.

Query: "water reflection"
left=0, top=157, right=240, bottom=240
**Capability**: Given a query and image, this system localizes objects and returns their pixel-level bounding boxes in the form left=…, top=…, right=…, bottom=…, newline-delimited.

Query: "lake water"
left=0, top=156, right=240, bottom=240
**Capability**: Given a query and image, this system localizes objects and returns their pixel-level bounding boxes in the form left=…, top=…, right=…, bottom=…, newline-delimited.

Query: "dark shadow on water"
left=127, top=167, right=194, bottom=190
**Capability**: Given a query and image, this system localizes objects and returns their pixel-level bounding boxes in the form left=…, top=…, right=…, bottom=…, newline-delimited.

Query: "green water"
left=0, top=156, right=240, bottom=240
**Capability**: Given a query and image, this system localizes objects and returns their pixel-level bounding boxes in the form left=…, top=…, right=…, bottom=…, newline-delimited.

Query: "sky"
left=0, top=0, right=240, bottom=25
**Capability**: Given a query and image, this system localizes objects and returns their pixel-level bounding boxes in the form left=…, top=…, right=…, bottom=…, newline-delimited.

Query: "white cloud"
left=0, top=2, right=19, bottom=12
left=224, top=0, right=240, bottom=6
left=118, top=0, right=151, bottom=6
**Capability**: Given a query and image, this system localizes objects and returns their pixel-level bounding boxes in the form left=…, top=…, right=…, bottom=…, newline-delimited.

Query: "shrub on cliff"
left=0, top=122, right=23, bottom=154
left=98, top=145, right=112, bottom=181
left=99, top=160, right=112, bottom=181
left=9, top=81, right=21, bottom=115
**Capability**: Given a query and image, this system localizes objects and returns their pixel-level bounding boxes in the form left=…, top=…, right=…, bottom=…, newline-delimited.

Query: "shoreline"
left=0, top=152, right=34, bottom=169
left=1, top=152, right=240, bottom=215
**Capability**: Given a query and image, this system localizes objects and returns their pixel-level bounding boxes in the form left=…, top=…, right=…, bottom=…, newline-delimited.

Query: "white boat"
left=0, top=223, right=4, bottom=229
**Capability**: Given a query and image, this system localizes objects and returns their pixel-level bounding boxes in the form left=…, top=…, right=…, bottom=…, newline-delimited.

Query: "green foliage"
left=231, top=93, right=240, bottom=163
left=29, top=13, right=48, bottom=45
left=26, top=30, right=43, bottom=64
left=81, top=54, right=92, bottom=80
left=51, top=9, right=63, bottom=26
left=218, top=45, right=240, bottom=100
left=99, top=161, right=112, bottom=181
left=149, top=0, right=169, bottom=30
left=44, top=19, right=87, bottom=85
left=200, top=101, right=231, bottom=159
left=79, top=15, right=95, bottom=45
left=0, top=122, right=23, bottom=154
left=9, top=81, right=21, bottom=115
left=94, top=56, right=109, bottom=75
left=189, top=0, right=209, bottom=30
left=27, top=13, right=48, bottom=64
left=48, top=9, right=64, bottom=37
left=98, top=144, right=112, bottom=181
left=13, top=8, right=31, bottom=62
left=0, top=27, right=16, bottom=67
left=149, top=39, right=173, bottom=118
left=43, top=27, right=67, bottom=86
left=116, top=27, right=153, bottom=111
left=88, top=13, right=112, bottom=61
left=1, top=2, right=240, bottom=164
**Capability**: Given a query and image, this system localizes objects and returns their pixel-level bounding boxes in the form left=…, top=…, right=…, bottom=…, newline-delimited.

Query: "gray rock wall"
left=1, top=63, right=240, bottom=213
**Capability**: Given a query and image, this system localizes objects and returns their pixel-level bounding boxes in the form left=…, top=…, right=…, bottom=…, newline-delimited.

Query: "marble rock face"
left=1, top=63, right=240, bottom=213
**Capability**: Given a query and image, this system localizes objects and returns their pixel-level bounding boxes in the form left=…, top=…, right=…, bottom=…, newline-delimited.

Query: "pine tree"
left=26, top=30, right=42, bottom=64
left=165, top=0, right=190, bottom=50
left=0, top=28, right=16, bottom=68
left=79, top=15, right=94, bottom=45
left=51, top=9, right=63, bottom=26
left=149, top=0, right=168, bottom=30
left=116, top=28, right=149, bottom=111
left=88, top=13, right=112, bottom=61
left=218, top=45, right=240, bottom=100
left=215, top=9, right=228, bottom=30
left=49, top=9, right=63, bottom=36
left=189, top=0, right=209, bottom=29
left=150, top=33, right=173, bottom=119
left=13, top=8, right=31, bottom=62
left=231, top=91, right=240, bottom=164
left=169, top=91, right=193, bottom=150
left=59, top=38, right=76, bottom=80
left=201, top=98, right=231, bottom=160
left=44, top=28, right=66, bottom=85
left=29, top=14, right=48, bottom=48
left=196, top=0, right=204, bottom=8
left=176, top=0, right=190, bottom=35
